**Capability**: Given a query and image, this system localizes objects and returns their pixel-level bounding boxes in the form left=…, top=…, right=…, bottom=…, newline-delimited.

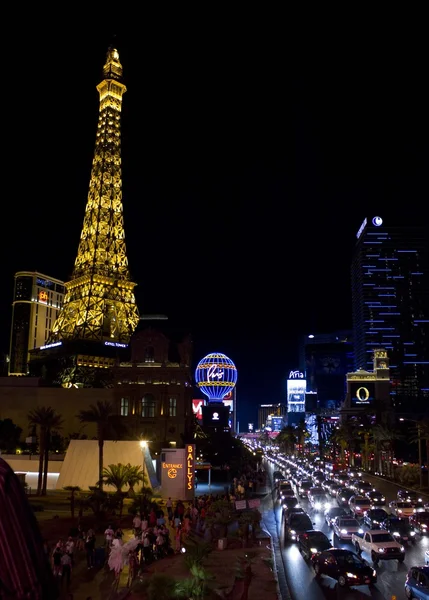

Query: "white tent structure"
left=56, top=440, right=151, bottom=491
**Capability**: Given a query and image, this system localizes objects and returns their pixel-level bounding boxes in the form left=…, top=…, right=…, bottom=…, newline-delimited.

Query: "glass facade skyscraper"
left=351, top=216, right=429, bottom=409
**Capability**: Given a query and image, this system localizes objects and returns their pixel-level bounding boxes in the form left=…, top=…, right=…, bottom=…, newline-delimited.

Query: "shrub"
left=146, top=573, right=177, bottom=600
left=29, top=503, right=44, bottom=512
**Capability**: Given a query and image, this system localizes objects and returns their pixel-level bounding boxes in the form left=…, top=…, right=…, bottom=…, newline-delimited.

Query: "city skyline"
left=4, top=32, right=427, bottom=427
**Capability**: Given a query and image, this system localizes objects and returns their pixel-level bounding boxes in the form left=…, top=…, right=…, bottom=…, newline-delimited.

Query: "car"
left=426, top=550, right=429, bottom=566
left=277, top=480, right=293, bottom=499
left=325, top=506, right=348, bottom=527
left=335, top=474, right=350, bottom=486
left=285, top=512, right=314, bottom=542
left=282, top=496, right=300, bottom=513
left=405, top=566, right=429, bottom=599
left=298, top=529, right=332, bottom=560
left=349, top=495, right=371, bottom=518
left=309, top=493, right=331, bottom=511
left=389, top=500, right=415, bottom=517
left=398, top=489, right=422, bottom=504
left=348, top=469, right=363, bottom=479
left=328, top=483, right=343, bottom=497
left=308, top=486, right=325, bottom=499
left=283, top=505, right=305, bottom=520
left=363, top=508, right=389, bottom=529
left=336, top=488, right=354, bottom=507
left=380, top=516, right=416, bottom=544
left=332, top=516, right=362, bottom=540
left=413, top=502, right=427, bottom=514
left=352, top=530, right=405, bottom=565
left=312, top=549, right=377, bottom=588
left=273, top=470, right=285, bottom=483
left=410, top=512, right=429, bottom=535
left=278, top=487, right=295, bottom=501
left=356, top=481, right=375, bottom=495
left=365, top=490, right=386, bottom=506
left=297, top=480, right=312, bottom=497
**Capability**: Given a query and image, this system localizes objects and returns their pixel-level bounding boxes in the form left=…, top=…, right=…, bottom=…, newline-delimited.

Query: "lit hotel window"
left=120, top=397, right=129, bottom=416
left=141, top=394, right=156, bottom=418
left=169, top=397, right=177, bottom=417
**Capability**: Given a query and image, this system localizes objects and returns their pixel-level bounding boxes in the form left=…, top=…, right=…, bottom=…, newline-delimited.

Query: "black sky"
left=3, top=26, right=428, bottom=427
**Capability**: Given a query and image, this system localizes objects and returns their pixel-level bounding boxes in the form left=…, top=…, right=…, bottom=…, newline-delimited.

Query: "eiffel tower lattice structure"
left=32, top=47, right=139, bottom=386
left=51, top=46, right=139, bottom=344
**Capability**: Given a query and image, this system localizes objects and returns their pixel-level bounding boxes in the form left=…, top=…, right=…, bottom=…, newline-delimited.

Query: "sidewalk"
left=258, top=467, right=292, bottom=600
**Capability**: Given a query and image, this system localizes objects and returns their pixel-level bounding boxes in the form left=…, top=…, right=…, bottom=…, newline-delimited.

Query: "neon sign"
left=104, top=341, right=128, bottom=348
left=372, top=216, right=383, bottom=226
left=186, top=444, right=195, bottom=491
left=40, top=341, right=62, bottom=350
left=195, top=352, right=237, bottom=401
left=212, top=412, right=220, bottom=421
left=38, top=290, right=48, bottom=303
left=288, top=370, right=304, bottom=379
left=192, top=399, right=203, bottom=420
left=207, top=365, right=224, bottom=380
left=356, top=217, right=367, bottom=239
left=355, top=386, right=370, bottom=403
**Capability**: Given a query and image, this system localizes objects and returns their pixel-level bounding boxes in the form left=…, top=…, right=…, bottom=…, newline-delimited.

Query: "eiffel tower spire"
left=51, top=46, right=139, bottom=344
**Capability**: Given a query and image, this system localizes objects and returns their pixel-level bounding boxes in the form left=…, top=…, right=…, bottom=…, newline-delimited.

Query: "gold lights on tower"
left=51, top=47, right=139, bottom=343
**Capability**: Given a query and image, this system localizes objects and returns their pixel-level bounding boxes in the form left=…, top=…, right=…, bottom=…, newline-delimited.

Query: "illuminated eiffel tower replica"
left=29, top=47, right=139, bottom=387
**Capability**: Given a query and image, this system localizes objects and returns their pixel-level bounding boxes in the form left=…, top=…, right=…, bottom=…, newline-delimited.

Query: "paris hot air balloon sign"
left=195, top=352, right=238, bottom=402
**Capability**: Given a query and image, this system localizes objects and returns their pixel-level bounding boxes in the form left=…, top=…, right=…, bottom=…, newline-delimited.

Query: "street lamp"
left=140, top=440, right=148, bottom=489
left=399, top=418, right=423, bottom=489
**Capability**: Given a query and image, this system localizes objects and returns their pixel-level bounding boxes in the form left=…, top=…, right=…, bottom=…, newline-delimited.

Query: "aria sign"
left=288, top=370, right=304, bottom=379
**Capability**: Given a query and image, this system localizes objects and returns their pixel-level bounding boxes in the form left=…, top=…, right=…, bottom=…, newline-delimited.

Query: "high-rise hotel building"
left=9, top=271, right=65, bottom=375
left=351, top=216, right=429, bottom=409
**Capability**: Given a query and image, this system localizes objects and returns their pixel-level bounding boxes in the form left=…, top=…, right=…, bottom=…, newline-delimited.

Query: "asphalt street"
left=267, top=461, right=428, bottom=600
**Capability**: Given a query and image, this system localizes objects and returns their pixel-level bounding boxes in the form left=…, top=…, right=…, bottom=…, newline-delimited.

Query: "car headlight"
left=400, top=545, right=405, bottom=552
left=358, top=528, right=364, bottom=534
left=418, top=498, right=422, bottom=502
left=410, top=531, right=416, bottom=536
left=372, top=569, right=377, bottom=577
left=422, top=524, right=427, bottom=529
left=393, top=531, right=400, bottom=536
left=310, top=547, right=318, bottom=553
left=342, top=497, right=346, bottom=501
left=378, top=548, right=385, bottom=553
left=315, top=502, right=322, bottom=509
left=398, top=509, right=402, bottom=513
left=373, top=520, right=379, bottom=524
left=340, top=529, right=348, bottom=534
left=413, top=509, right=417, bottom=513
left=346, top=572, right=358, bottom=578
left=290, top=529, right=296, bottom=535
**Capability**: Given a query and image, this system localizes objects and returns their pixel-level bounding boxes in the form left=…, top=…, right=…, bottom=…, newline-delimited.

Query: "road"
left=267, top=461, right=428, bottom=600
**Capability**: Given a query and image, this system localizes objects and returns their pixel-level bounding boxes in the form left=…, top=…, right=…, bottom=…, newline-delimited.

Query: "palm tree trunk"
left=98, top=436, right=104, bottom=491
left=42, top=430, right=50, bottom=496
left=37, top=427, right=46, bottom=495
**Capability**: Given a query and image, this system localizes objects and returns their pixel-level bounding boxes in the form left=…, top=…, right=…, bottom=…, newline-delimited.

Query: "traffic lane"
left=303, top=496, right=428, bottom=599
left=362, top=472, right=429, bottom=503
left=276, top=496, right=383, bottom=600
left=274, top=486, right=428, bottom=600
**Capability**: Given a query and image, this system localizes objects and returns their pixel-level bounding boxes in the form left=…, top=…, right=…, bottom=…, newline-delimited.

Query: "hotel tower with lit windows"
left=351, top=216, right=429, bottom=411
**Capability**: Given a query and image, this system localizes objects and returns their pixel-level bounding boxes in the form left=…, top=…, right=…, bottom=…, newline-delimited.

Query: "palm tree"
left=98, top=463, right=139, bottom=520
left=77, top=400, right=128, bottom=491
left=372, top=424, right=403, bottom=477
left=63, top=485, right=82, bottom=519
left=330, top=422, right=357, bottom=467
left=357, top=427, right=375, bottom=472
left=297, top=419, right=310, bottom=457
left=276, top=426, right=296, bottom=456
left=28, top=406, right=63, bottom=496
left=124, top=463, right=145, bottom=493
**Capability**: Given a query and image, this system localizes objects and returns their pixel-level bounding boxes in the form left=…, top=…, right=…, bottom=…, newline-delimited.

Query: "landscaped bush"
left=29, top=502, right=45, bottom=512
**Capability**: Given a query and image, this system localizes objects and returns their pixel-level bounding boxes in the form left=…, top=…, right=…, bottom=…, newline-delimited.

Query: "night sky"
left=3, top=28, right=427, bottom=429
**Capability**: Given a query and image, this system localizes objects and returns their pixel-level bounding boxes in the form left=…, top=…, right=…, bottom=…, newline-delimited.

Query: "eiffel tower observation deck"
left=29, top=47, right=139, bottom=387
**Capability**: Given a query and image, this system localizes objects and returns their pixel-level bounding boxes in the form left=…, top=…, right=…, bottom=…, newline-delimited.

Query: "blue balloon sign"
left=195, top=352, right=238, bottom=401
